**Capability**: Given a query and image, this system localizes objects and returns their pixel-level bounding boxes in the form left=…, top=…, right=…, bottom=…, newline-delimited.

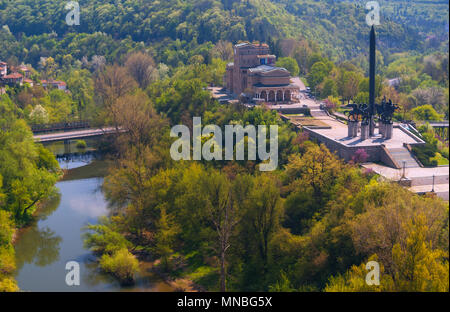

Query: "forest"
left=0, top=0, right=448, bottom=292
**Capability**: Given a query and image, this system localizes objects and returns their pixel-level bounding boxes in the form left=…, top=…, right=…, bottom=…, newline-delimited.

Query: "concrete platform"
left=363, top=163, right=449, bottom=181
left=306, top=116, right=420, bottom=149
left=363, top=163, right=449, bottom=200
left=409, top=184, right=449, bottom=201
left=271, top=77, right=449, bottom=200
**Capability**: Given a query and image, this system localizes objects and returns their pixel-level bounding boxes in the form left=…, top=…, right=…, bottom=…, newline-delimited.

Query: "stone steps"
left=388, top=147, right=420, bottom=168
left=310, top=109, right=328, bottom=117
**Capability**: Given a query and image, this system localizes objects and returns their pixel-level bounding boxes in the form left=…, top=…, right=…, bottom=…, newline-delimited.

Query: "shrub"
left=412, top=145, right=438, bottom=167
left=84, top=219, right=131, bottom=255
left=99, top=248, right=139, bottom=285
left=75, top=140, right=87, bottom=149
left=352, top=148, right=369, bottom=164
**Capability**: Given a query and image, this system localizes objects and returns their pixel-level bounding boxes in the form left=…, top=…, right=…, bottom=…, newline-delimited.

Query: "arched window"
left=284, top=90, right=291, bottom=102
left=261, top=91, right=267, bottom=101
left=276, top=90, right=283, bottom=102
left=268, top=90, right=275, bottom=102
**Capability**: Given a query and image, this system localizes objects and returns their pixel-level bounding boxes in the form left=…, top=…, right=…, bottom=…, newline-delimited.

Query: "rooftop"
left=2, top=72, right=23, bottom=79
left=248, top=65, right=288, bottom=74
left=235, top=42, right=269, bottom=48
left=18, top=65, right=30, bottom=71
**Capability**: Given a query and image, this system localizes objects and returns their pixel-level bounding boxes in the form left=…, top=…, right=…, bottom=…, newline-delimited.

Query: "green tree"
left=307, top=62, right=329, bottom=91
left=391, top=215, right=449, bottom=291
left=412, top=105, right=443, bottom=121
left=320, top=78, right=338, bottom=98
left=0, top=117, right=59, bottom=223
left=153, top=207, right=180, bottom=271
left=276, top=57, right=299, bottom=76
left=243, top=174, right=283, bottom=278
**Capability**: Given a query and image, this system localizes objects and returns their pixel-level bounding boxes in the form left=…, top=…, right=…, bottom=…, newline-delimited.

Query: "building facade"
left=1, top=72, right=23, bottom=85
left=224, top=42, right=299, bottom=103
left=41, top=80, right=67, bottom=90
left=0, top=62, right=7, bottom=77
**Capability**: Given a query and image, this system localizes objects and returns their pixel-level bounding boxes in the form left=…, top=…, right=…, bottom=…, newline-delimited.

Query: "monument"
left=288, top=25, right=425, bottom=171
left=344, top=26, right=399, bottom=140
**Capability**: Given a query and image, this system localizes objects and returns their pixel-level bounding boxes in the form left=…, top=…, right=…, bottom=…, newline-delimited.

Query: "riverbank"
left=139, top=257, right=202, bottom=292
left=61, top=159, right=110, bottom=181
left=13, top=158, right=178, bottom=292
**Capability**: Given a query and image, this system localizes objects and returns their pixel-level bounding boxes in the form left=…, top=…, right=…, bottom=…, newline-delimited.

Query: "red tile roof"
left=2, top=72, right=23, bottom=79
left=18, top=65, right=30, bottom=72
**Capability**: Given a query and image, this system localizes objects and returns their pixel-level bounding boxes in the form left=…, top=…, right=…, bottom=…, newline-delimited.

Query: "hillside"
left=0, top=0, right=448, bottom=62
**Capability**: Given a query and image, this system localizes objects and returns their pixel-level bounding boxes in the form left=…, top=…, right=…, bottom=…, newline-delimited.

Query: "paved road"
left=34, top=127, right=118, bottom=142
left=291, top=77, right=306, bottom=91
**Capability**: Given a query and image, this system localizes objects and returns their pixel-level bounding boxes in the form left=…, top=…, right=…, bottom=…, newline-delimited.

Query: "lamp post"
left=401, top=161, right=406, bottom=179
left=432, top=174, right=435, bottom=193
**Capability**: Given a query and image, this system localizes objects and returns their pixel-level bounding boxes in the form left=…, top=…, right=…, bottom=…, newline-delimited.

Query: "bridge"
left=31, top=121, right=91, bottom=133
left=420, top=121, right=449, bottom=141
left=33, top=127, right=118, bottom=143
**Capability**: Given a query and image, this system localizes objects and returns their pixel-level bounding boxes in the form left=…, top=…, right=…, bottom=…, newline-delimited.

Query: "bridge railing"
left=31, top=121, right=91, bottom=133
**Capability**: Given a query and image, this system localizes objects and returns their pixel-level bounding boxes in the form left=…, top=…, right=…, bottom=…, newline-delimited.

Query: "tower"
left=369, top=26, right=376, bottom=136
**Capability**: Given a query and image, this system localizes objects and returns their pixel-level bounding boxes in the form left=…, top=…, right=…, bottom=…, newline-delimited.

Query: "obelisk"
left=369, top=26, right=376, bottom=136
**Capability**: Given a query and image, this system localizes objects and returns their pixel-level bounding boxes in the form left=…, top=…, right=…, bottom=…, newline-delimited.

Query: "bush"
left=99, top=248, right=139, bottom=285
left=84, top=224, right=131, bottom=255
left=0, top=276, right=19, bottom=292
left=352, top=149, right=369, bottom=164
left=412, top=145, right=438, bottom=167
left=440, top=146, right=449, bottom=160
left=75, top=140, right=87, bottom=149
left=430, top=153, right=449, bottom=166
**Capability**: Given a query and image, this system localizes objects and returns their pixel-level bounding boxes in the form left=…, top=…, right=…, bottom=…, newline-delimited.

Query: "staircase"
left=310, top=109, right=328, bottom=117
left=387, top=147, right=420, bottom=168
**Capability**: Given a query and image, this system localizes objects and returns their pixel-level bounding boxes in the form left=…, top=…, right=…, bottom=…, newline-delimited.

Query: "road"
left=291, top=77, right=306, bottom=91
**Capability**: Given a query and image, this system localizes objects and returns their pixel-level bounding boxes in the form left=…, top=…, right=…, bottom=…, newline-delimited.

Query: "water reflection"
left=14, top=154, right=173, bottom=291
left=15, top=226, right=62, bottom=270
left=68, top=188, right=108, bottom=218
left=43, top=138, right=97, bottom=157
left=15, top=194, right=62, bottom=271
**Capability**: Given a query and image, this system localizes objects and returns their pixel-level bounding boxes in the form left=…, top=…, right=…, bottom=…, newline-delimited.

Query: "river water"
left=14, top=144, right=173, bottom=292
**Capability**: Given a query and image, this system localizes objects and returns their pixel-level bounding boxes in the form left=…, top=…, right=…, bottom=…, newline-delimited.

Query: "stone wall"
left=304, top=127, right=389, bottom=165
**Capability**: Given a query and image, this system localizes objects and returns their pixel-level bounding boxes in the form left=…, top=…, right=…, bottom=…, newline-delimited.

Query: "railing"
left=31, top=121, right=91, bottom=133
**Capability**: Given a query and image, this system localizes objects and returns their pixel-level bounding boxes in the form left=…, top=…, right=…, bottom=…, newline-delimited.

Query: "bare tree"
left=125, top=52, right=156, bottom=89
left=212, top=40, right=234, bottom=61
left=94, top=65, right=136, bottom=128
left=111, top=93, right=168, bottom=152
left=91, top=55, right=106, bottom=72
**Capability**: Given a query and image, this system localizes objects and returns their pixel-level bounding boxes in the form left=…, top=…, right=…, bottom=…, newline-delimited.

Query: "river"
left=14, top=142, right=173, bottom=292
